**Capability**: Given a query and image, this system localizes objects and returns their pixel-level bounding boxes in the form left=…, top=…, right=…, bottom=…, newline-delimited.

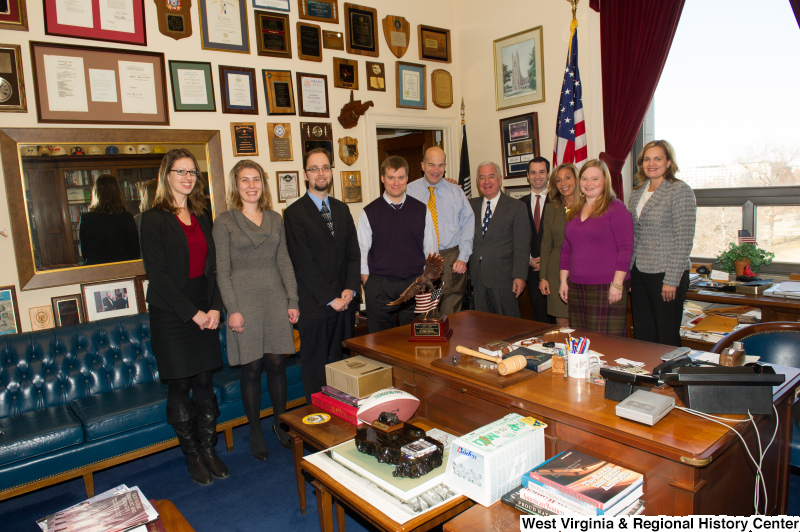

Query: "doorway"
left=376, top=129, right=442, bottom=195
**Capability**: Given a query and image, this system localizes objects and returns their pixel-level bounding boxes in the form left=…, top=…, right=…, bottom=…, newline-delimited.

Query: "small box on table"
left=325, top=356, right=393, bottom=399
left=444, top=413, right=547, bottom=507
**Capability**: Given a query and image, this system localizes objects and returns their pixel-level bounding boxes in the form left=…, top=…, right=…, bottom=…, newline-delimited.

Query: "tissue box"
left=444, top=413, right=546, bottom=506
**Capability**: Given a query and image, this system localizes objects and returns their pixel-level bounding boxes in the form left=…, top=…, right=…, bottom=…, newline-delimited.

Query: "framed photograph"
left=219, top=65, right=258, bottom=114
left=267, top=122, right=293, bottom=161
left=298, top=0, right=338, bottom=24
left=323, top=30, right=344, bottom=50
left=418, top=25, right=451, bottom=63
left=494, top=26, right=545, bottom=111
left=504, top=184, right=532, bottom=200
left=263, top=70, right=296, bottom=115
left=396, top=62, right=426, bottom=110
left=44, top=0, right=146, bottom=46
left=30, top=42, right=168, bottom=126
left=340, top=171, right=362, bottom=203
left=344, top=3, right=378, bottom=57
left=431, top=69, right=453, bottom=109
left=29, top=305, right=54, bottom=331
left=81, top=278, right=139, bottom=322
left=231, top=122, right=258, bottom=156
left=0, top=0, right=27, bottom=31
left=0, top=44, right=26, bottom=112
left=134, top=274, right=149, bottom=312
left=199, top=0, right=250, bottom=53
left=255, top=10, right=292, bottom=59
left=297, top=22, right=322, bottom=62
left=365, top=61, right=385, bottom=92
left=51, top=294, right=86, bottom=327
left=0, top=285, right=21, bottom=336
left=169, top=60, right=216, bottom=112
left=277, top=171, right=300, bottom=202
left=333, top=57, right=358, bottom=90
left=254, top=0, right=289, bottom=11
left=499, top=112, right=540, bottom=178
left=296, top=72, right=329, bottom=118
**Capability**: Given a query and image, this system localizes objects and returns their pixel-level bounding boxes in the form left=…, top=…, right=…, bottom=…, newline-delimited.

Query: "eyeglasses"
left=305, top=166, right=332, bottom=174
left=171, top=169, right=199, bottom=177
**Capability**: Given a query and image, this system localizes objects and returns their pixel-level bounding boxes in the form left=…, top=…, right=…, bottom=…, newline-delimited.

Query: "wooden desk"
left=300, top=418, right=473, bottom=532
left=279, top=404, right=357, bottom=515
left=343, top=310, right=800, bottom=516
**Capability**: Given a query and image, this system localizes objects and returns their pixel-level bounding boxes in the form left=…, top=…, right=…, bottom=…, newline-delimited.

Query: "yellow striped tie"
left=428, top=187, right=439, bottom=247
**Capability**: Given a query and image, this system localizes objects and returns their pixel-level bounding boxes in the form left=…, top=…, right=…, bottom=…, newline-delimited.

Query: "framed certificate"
left=499, top=112, right=540, bottom=178
left=296, top=72, right=329, bottom=118
left=169, top=60, right=216, bottom=112
left=254, top=0, right=289, bottom=11
left=231, top=122, right=258, bottom=156
left=298, top=0, right=338, bottom=24
left=255, top=10, right=292, bottom=59
left=0, top=0, right=28, bottom=31
left=277, top=171, right=300, bottom=202
left=396, top=61, right=426, bottom=110
left=0, top=44, right=26, bottom=112
left=333, top=57, right=358, bottom=90
left=51, top=294, right=86, bottom=327
left=263, top=69, right=296, bottom=115
left=297, top=22, right=322, bottom=62
left=199, top=0, right=250, bottom=53
left=219, top=65, right=258, bottom=114
left=44, top=0, right=146, bottom=46
left=344, top=3, right=378, bottom=57
left=418, top=25, right=451, bottom=63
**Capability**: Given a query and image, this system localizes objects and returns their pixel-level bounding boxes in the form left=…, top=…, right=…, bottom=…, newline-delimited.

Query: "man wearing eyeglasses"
left=284, top=148, right=360, bottom=403
left=357, top=156, right=438, bottom=334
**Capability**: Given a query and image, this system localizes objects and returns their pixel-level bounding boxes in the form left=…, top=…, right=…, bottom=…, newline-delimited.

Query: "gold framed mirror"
left=1, top=128, right=225, bottom=291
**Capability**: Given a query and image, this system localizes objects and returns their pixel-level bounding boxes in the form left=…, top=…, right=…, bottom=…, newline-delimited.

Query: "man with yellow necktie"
left=407, top=147, right=474, bottom=316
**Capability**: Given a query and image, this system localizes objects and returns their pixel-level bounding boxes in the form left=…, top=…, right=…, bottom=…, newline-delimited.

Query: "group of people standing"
left=138, top=140, right=695, bottom=486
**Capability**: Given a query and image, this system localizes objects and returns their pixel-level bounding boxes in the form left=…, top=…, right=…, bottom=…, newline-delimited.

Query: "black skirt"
left=150, top=276, right=223, bottom=380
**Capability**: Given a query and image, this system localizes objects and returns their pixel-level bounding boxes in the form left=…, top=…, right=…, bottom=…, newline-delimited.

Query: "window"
left=645, top=0, right=800, bottom=273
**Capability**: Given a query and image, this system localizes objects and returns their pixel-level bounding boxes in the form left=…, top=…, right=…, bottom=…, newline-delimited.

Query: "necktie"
left=392, top=203, right=402, bottom=210
left=534, top=194, right=541, bottom=233
left=321, top=202, right=334, bottom=236
left=428, top=187, right=440, bottom=247
left=482, top=200, right=492, bottom=237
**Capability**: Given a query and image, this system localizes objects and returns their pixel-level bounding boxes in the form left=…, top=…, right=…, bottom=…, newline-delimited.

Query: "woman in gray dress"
left=213, top=160, right=299, bottom=460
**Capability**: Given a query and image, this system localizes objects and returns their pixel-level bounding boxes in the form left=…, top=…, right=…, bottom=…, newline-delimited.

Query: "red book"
left=311, top=392, right=364, bottom=426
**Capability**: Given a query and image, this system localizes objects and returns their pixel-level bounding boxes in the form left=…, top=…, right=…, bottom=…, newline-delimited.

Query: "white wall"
left=0, top=0, right=604, bottom=331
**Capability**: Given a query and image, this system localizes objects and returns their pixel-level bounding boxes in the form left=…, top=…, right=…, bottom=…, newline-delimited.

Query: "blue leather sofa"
left=0, top=313, right=305, bottom=500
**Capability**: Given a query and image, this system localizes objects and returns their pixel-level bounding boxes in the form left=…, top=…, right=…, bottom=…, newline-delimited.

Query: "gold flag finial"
left=460, top=98, right=465, bottom=119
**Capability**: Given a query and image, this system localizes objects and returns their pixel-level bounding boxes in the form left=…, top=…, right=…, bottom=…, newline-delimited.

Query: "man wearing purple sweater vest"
left=559, top=160, right=633, bottom=336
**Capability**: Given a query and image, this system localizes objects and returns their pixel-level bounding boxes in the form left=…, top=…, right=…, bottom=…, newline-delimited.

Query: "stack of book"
left=310, top=385, right=367, bottom=426
left=502, top=450, right=644, bottom=516
left=37, top=485, right=162, bottom=532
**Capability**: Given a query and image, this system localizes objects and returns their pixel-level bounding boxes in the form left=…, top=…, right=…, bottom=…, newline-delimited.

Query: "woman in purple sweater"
left=558, top=160, right=634, bottom=336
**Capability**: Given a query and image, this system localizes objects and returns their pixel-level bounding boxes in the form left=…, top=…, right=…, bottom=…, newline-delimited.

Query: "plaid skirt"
left=568, top=280, right=629, bottom=336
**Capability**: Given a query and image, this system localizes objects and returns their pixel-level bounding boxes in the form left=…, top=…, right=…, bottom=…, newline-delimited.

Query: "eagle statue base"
left=408, top=313, right=452, bottom=343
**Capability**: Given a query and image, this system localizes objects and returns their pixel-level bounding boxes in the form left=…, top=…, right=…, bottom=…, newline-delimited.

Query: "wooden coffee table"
left=155, top=499, right=195, bottom=532
left=279, top=404, right=358, bottom=514
left=442, top=500, right=521, bottom=532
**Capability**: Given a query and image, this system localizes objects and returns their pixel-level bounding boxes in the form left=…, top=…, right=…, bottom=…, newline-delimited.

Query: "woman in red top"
left=140, top=149, right=227, bottom=486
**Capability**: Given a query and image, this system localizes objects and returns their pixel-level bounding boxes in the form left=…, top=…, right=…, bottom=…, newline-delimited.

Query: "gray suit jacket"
left=469, top=193, right=531, bottom=288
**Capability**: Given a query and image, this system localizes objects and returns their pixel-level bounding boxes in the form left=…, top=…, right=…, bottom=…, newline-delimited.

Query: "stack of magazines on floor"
left=502, top=450, right=645, bottom=516
left=311, top=384, right=367, bottom=426
left=37, top=484, right=162, bottom=532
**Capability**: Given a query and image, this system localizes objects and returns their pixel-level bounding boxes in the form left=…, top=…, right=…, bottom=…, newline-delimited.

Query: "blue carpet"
left=3, top=419, right=800, bottom=530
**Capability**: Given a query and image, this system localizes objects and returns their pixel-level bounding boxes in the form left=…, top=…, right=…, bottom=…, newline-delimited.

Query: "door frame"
left=364, top=113, right=460, bottom=203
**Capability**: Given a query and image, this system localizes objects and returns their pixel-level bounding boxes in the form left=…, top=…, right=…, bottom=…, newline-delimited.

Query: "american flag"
left=458, top=119, right=472, bottom=198
left=415, top=284, right=444, bottom=314
left=553, top=20, right=587, bottom=168
left=738, top=230, right=757, bottom=246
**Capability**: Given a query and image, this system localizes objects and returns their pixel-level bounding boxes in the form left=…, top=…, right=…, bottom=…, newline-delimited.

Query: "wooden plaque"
left=256, top=10, right=292, bottom=59
left=267, top=123, right=294, bottom=161
left=298, top=0, right=338, bottom=24
left=154, top=0, right=193, bottom=40
left=338, top=136, right=358, bottom=166
left=300, top=122, right=333, bottom=164
left=333, top=57, right=358, bottom=90
left=431, top=69, right=453, bottom=109
left=340, top=170, right=362, bottom=203
left=231, top=122, right=258, bottom=156
left=297, top=22, right=323, bottom=62
left=382, top=15, right=410, bottom=58
left=365, top=61, right=385, bottom=92
left=29, top=305, right=54, bottom=331
left=344, top=3, right=379, bottom=57
left=418, top=25, right=451, bottom=63
left=323, top=30, right=345, bottom=50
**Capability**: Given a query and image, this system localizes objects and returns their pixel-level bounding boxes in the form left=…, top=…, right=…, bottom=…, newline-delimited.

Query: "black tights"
left=241, top=353, right=287, bottom=435
left=167, top=371, right=215, bottom=408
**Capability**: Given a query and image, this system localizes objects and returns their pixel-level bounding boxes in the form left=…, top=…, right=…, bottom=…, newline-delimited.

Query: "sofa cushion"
left=69, top=381, right=168, bottom=441
left=0, top=404, right=84, bottom=467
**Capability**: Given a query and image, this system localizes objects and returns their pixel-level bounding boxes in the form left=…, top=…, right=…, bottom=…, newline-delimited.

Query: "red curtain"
left=589, top=0, right=685, bottom=200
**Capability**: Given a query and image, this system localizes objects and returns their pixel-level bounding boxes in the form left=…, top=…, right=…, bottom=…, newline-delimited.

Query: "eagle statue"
left=387, top=253, right=444, bottom=306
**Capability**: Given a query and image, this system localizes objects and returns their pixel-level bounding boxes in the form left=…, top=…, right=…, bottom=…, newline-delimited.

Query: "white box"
left=444, top=413, right=547, bottom=507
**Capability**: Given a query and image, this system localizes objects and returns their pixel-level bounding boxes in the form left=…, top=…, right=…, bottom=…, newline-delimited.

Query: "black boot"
left=167, top=404, right=213, bottom=486
left=194, top=398, right=230, bottom=479
left=272, top=421, right=292, bottom=450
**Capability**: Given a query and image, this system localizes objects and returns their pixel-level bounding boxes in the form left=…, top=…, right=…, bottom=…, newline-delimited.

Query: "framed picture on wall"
left=263, top=70, right=296, bottom=115
left=296, top=72, right=329, bottom=117
left=0, top=285, right=22, bottom=336
left=43, top=0, right=146, bottom=45
left=169, top=60, right=216, bottom=112
left=255, top=10, right=292, bottom=59
left=396, top=62, right=426, bottom=110
left=332, top=57, right=358, bottom=89
left=199, top=0, right=250, bottom=53
left=344, top=3, right=378, bottom=57
left=493, top=26, right=545, bottom=110
left=503, top=184, right=531, bottom=200
left=298, top=0, right=338, bottom=24
left=418, top=25, right=451, bottom=63
left=277, top=171, right=300, bottom=202
left=135, top=274, right=149, bottom=312
left=219, top=65, right=258, bottom=114
left=254, top=0, right=289, bottom=11
left=499, top=112, right=540, bottom=178
left=81, top=279, right=140, bottom=322
left=51, top=294, right=86, bottom=327
left=0, top=0, right=28, bottom=31
left=0, top=44, right=27, bottom=112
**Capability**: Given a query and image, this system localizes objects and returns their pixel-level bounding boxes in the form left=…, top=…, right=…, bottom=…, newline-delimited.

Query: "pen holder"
left=568, top=352, right=600, bottom=380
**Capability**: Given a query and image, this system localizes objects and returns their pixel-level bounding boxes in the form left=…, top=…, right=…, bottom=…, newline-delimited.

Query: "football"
left=356, top=388, right=420, bottom=425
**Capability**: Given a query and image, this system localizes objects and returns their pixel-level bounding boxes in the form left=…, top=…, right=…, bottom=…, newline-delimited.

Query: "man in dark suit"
left=469, top=162, right=531, bottom=318
left=284, top=148, right=360, bottom=403
left=520, top=156, right=553, bottom=323
left=102, top=291, right=115, bottom=312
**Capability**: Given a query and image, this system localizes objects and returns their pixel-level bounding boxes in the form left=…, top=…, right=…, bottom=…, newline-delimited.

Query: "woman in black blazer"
left=140, top=148, right=227, bottom=486
left=79, top=174, right=140, bottom=265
